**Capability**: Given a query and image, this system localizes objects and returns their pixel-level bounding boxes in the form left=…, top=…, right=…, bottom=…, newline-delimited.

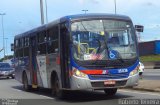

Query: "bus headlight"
left=129, top=66, right=139, bottom=76
left=72, top=67, right=88, bottom=78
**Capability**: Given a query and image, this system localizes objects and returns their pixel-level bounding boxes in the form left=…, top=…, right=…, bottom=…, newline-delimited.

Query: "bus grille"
left=89, top=73, right=128, bottom=80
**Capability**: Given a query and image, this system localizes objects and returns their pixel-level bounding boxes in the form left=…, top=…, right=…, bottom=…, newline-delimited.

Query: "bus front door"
left=60, top=22, right=70, bottom=88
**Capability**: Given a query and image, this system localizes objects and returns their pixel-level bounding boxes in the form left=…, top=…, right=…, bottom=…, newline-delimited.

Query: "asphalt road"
left=142, top=69, right=160, bottom=80
left=0, top=78, right=160, bottom=105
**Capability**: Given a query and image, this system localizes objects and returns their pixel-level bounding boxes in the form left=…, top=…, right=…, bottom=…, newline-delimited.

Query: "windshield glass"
left=71, top=19, right=137, bottom=62
left=0, top=63, right=11, bottom=68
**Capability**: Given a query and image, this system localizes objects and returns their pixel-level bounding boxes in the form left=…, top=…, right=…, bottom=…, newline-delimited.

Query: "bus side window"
left=15, top=49, right=19, bottom=58
left=24, top=37, right=29, bottom=56
left=37, top=31, right=47, bottom=54
left=19, top=48, right=23, bottom=57
left=16, top=39, right=23, bottom=58
left=38, top=43, right=46, bottom=54
left=15, top=39, right=19, bottom=49
left=38, top=31, right=46, bottom=43
left=47, top=25, right=59, bottom=54
left=14, top=39, right=19, bottom=58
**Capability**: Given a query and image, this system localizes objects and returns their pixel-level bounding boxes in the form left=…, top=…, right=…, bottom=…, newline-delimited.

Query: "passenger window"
left=38, top=31, right=47, bottom=43
left=25, top=37, right=29, bottom=46
left=48, top=25, right=58, bottom=41
left=15, top=49, right=19, bottom=57
left=15, top=40, right=19, bottom=48
left=38, top=43, right=46, bottom=54
left=47, top=25, right=59, bottom=54
left=19, top=48, right=23, bottom=57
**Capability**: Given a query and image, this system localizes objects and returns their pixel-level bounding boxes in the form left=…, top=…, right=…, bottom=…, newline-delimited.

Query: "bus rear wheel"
left=104, top=88, right=117, bottom=96
left=52, top=75, right=66, bottom=99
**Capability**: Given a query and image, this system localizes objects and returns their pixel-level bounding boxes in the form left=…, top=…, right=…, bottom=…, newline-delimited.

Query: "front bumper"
left=0, top=73, right=14, bottom=78
left=70, top=73, right=139, bottom=90
left=0, top=74, right=9, bottom=78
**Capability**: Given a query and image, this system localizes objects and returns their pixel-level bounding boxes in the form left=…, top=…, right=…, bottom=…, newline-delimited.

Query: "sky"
left=0, top=0, right=160, bottom=58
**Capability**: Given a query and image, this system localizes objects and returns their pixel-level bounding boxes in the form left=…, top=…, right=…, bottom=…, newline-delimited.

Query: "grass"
left=140, top=54, right=160, bottom=62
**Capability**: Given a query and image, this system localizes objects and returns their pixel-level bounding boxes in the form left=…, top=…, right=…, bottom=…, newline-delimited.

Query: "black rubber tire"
left=11, top=76, right=15, bottom=79
left=23, top=73, right=31, bottom=91
left=104, top=88, right=117, bottom=96
left=52, top=75, right=66, bottom=99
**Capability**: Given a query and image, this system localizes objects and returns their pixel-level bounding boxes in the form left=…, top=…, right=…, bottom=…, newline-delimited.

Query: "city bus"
left=13, top=14, right=142, bottom=98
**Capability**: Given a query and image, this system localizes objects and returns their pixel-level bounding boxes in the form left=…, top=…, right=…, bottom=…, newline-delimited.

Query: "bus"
left=13, top=14, right=142, bottom=98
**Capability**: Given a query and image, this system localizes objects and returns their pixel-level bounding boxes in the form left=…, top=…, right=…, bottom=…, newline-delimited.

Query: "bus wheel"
left=11, top=76, right=15, bottom=79
left=104, top=88, right=117, bottom=96
left=23, top=73, right=31, bottom=91
left=52, top=76, right=65, bottom=98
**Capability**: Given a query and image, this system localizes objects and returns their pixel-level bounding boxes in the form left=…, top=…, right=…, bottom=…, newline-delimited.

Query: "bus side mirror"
left=135, top=25, right=144, bottom=32
left=11, top=43, right=14, bottom=51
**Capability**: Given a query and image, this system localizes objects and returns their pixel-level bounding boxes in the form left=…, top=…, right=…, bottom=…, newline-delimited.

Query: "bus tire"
left=23, top=73, right=31, bottom=91
left=52, top=75, right=66, bottom=99
left=11, top=76, right=15, bottom=79
left=104, top=88, right=117, bottom=96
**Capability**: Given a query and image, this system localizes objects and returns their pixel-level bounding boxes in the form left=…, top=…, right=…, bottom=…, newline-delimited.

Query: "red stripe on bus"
left=56, top=56, right=60, bottom=65
left=81, top=70, right=103, bottom=75
left=46, top=55, right=50, bottom=65
left=33, top=72, right=37, bottom=84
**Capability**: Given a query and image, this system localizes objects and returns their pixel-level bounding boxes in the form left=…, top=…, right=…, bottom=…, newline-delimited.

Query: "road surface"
left=143, top=69, right=160, bottom=80
left=0, top=78, right=160, bottom=105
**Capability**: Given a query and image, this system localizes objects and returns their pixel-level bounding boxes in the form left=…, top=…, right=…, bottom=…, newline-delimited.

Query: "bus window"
left=24, top=37, right=29, bottom=46
left=19, top=48, right=23, bottom=57
left=37, top=31, right=47, bottom=54
left=38, top=31, right=47, bottom=43
left=20, top=38, right=24, bottom=47
left=15, top=39, right=19, bottom=49
left=48, top=25, right=58, bottom=41
left=23, top=37, right=29, bottom=56
left=24, top=47, right=29, bottom=56
left=47, top=25, right=59, bottom=54
left=47, top=40, right=58, bottom=54
left=15, top=49, right=19, bottom=57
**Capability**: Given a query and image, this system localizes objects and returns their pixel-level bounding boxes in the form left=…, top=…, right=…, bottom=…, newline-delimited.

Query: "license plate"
left=104, top=80, right=116, bottom=85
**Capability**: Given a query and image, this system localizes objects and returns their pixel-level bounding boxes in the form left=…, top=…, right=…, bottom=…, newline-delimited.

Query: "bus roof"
left=61, top=13, right=131, bottom=21
left=14, top=13, right=132, bottom=39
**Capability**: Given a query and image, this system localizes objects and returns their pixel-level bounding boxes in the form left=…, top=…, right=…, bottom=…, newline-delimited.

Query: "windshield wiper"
left=81, top=21, right=88, bottom=32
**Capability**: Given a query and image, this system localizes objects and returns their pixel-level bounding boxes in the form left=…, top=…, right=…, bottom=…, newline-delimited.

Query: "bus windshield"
left=71, top=19, right=137, bottom=62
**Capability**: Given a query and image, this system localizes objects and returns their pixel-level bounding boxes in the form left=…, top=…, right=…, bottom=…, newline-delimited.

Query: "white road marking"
left=15, top=89, right=22, bottom=92
left=39, top=95, right=54, bottom=99
left=119, top=89, right=160, bottom=97
left=12, top=88, right=23, bottom=92
left=12, top=88, right=54, bottom=99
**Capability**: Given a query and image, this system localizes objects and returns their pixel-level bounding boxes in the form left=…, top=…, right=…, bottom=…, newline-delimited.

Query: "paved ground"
left=143, top=69, right=160, bottom=80
left=143, top=62, right=160, bottom=69
left=123, top=69, right=160, bottom=92
left=131, top=79, right=160, bottom=92
left=0, top=79, right=160, bottom=105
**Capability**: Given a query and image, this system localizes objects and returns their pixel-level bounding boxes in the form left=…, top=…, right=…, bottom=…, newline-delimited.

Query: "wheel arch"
left=50, top=71, right=58, bottom=88
left=22, top=70, right=27, bottom=84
